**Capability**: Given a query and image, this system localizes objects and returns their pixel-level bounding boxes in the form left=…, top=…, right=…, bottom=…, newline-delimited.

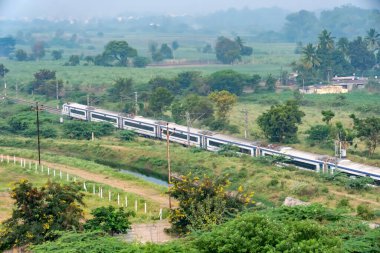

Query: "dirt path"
left=123, top=220, right=174, bottom=243
left=8, top=156, right=170, bottom=208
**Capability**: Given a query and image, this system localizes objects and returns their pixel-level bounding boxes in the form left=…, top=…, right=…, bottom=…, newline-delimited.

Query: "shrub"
left=356, top=204, right=375, bottom=220
left=118, top=130, right=136, bottom=141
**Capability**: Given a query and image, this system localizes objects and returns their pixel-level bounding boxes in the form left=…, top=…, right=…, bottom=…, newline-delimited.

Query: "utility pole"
left=166, top=123, right=172, bottom=209
left=32, top=102, right=42, bottom=165
left=56, top=80, right=59, bottom=109
left=185, top=111, right=191, bottom=147
left=134, top=91, right=138, bottom=115
left=241, top=108, right=249, bottom=139
left=87, top=94, right=90, bottom=107
left=4, top=79, right=6, bottom=97
left=15, top=81, right=18, bottom=98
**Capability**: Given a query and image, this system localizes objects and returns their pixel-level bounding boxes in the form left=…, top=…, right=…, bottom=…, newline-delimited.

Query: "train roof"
left=279, top=147, right=331, bottom=162
left=338, top=160, right=380, bottom=176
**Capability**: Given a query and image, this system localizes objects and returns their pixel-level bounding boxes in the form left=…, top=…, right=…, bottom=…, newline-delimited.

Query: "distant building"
left=299, top=85, right=348, bottom=94
left=331, top=76, right=368, bottom=91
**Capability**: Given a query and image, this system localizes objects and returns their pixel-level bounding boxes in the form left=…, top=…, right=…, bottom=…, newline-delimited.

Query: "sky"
left=0, top=0, right=379, bottom=19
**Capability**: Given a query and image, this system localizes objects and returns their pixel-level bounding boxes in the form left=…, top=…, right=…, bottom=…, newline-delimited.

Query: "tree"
left=257, top=100, right=305, bottom=143
left=51, top=50, right=63, bottom=60
left=207, top=69, right=248, bottom=95
left=133, top=56, right=149, bottom=68
left=265, top=74, right=277, bottom=92
left=349, top=36, right=376, bottom=72
left=108, top=77, right=133, bottom=102
left=284, top=10, right=319, bottom=42
left=103, top=40, right=137, bottom=66
left=0, top=36, right=16, bottom=57
left=302, top=43, right=321, bottom=70
left=306, top=124, right=331, bottom=143
left=84, top=206, right=134, bottom=236
left=317, top=29, right=335, bottom=81
left=149, top=87, right=174, bottom=115
left=160, top=43, right=173, bottom=59
left=350, top=114, right=380, bottom=156
left=322, top=110, right=335, bottom=124
left=32, top=41, right=46, bottom=60
left=336, top=37, right=350, bottom=61
left=171, top=40, right=179, bottom=51
left=364, top=28, right=380, bottom=52
left=235, top=36, right=253, bottom=56
left=15, top=49, right=28, bottom=61
left=0, top=64, right=9, bottom=78
left=171, top=94, right=214, bottom=124
left=215, top=36, right=241, bottom=64
left=63, top=121, right=114, bottom=140
left=148, top=76, right=179, bottom=95
left=208, top=90, right=237, bottom=122
left=0, top=180, right=84, bottom=250
left=67, top=55, right=80, bottom=66
left=168, top=174, right=253, bottom=235
left=29, top=69, right=64, bottom=99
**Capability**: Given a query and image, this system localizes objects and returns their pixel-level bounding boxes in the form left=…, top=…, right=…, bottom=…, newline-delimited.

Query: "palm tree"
left=336, top=37, right=350, bottom=61
left=302, top=43, right=320, bottom=69
left=318, top=29, right=335, bottom=51
left=365, top=28, right=380, bottom=52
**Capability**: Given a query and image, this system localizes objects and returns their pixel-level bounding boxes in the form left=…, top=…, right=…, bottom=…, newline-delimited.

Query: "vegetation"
left=257, top=100, right=305, bottom=143
left=168, top=174, right=253, bottom=235
left=84, top=206, right=134, bottom=236
left=0, top=180, right=84, bottom=250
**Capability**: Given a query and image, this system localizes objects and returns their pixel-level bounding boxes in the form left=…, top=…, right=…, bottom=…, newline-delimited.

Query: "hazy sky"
left=0, top=0, right=379, bottom=19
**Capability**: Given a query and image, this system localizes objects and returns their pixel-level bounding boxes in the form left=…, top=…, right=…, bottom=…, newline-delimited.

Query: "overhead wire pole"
left=32, top=102, right=42, bottom=165
left=241, top=108, right=249, bottom=139
left=134, top=91, right=138, bottom=115
left=166, top=122, right=174, bottom=209
left=56, top=80, right=59, bottom=109
left=185, top=111, right=191, bottom=147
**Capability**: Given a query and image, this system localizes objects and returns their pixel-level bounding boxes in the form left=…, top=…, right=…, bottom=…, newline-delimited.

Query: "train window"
left=91, top=113, right=117, bottom=123
left=239, top=147, right=251, bottom=154
left=70, top=109, right=85, bottom=116
left=284, top=160, right=317, bottom=170
left=124, top=120, right=154, bottom=132
left=208, top=140, right=225, bottom=147
left=162, top=130, right=198, bottom=142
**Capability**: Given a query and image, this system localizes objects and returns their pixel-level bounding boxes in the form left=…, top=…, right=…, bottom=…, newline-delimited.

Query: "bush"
left=84, top=206, right=135, bottom=235
left=345, top=177, right=374, bottom=191
left=336, top=198, right=350, bottom=209
left=291, top=182, right=319, bottom=198
left=356, top=204, right=375, bottom=220
left=118, top=130, right=136, bottom=141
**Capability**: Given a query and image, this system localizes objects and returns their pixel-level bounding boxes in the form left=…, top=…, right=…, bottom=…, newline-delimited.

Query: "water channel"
left=120, top=169, right=168, bottom=187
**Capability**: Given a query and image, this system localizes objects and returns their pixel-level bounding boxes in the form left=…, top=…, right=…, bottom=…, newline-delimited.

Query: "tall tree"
left=160, top=43, right=173, bottom=59
left=0, top=180, right=84, bottom=250
left=302, top=43, right=320, bottom=70
left=215, top=36, right=241, bottom=64
left=364, top=28, right=380, bottom=52
left=149, top=87, right=174, bottom=115
left=265, top=74, right=277, bottom=92
left=349, top=36, right=376, bottom=73
left=208, top=90, right=237, bottom=122
left=350, top=114, right=380, bottom=156
left=103, top=40, right=137, bottom=66
left=32, top=41, right=46, bottom=60
left=15, top=49, right=28, bottom=61
left=336, top=37, right=350, bottom=61
left=0, top=36, right=16, bottom=57
left=257, top=100, right=305, bottom=143
left=0, top=64, right=9, bottom=78
left=321, top=110, right=335, bottom=125
left=317, top=29, right=335, bottom=81
left=108, top=77, right=133, bottom=102
left=207, top=69, right=248, bottom=95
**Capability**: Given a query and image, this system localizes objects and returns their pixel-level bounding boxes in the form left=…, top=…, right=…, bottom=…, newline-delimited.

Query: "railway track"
left=6, top=97, right=61, bottom=115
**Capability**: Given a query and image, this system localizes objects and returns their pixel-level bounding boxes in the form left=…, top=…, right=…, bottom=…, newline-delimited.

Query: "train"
left=62, top=102, right=380, bottom=182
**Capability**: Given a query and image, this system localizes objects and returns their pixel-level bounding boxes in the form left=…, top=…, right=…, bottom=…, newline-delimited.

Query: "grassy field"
left=0, top=135, right=379, bottom=223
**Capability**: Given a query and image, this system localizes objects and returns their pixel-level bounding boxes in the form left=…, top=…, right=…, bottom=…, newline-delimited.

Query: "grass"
left=0, top=134, right=379, bottom=223
left=0, top=161, right=161, bottom=223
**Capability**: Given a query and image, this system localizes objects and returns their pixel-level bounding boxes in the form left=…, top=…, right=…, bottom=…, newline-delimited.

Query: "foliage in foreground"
left=168, top=174, right=253, bottom=235
left=0, top=180, right=84, bottom=250
left=84, top=206, right=135, bottom=235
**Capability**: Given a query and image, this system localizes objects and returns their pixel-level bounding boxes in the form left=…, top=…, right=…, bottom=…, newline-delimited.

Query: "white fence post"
left=47, top=167, right=50, bottom=175
left=135, top=200, right=137, bottom=212
left=83, top=182, right=87, bottom=192
left=108, top=191, right=111, bottom=202
left=66, top=173, right=69, bottom=181
left=41, top=165, right=44, bottom=173
left=93, top=184, right=96, bottom=195
left=53, top=169, right=56, bottom=177
left=60, top=170, right=62, bottom=179
left=144, top=202, right=147, bottom=214
left=159, top=208, right=162, bottom=220
left=13, top=155, right=15, bottom=164
left=7, top=155, right=10, bottom=163
left=29, top=161, right=31, bottom=169
left=125, top=196, right=128, bottom=207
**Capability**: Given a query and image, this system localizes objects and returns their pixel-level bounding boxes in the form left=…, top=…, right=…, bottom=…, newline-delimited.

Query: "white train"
left=62, top=102, right=380, bottom=182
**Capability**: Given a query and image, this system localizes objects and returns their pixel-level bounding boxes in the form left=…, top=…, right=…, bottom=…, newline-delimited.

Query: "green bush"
left=118, top=130, right=137, bottom=141
left=356, top=204, right=375, bottom=220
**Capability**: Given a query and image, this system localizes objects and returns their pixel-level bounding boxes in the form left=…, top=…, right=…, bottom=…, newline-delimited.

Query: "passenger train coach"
left=62, top=102, right=380, bottom=182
